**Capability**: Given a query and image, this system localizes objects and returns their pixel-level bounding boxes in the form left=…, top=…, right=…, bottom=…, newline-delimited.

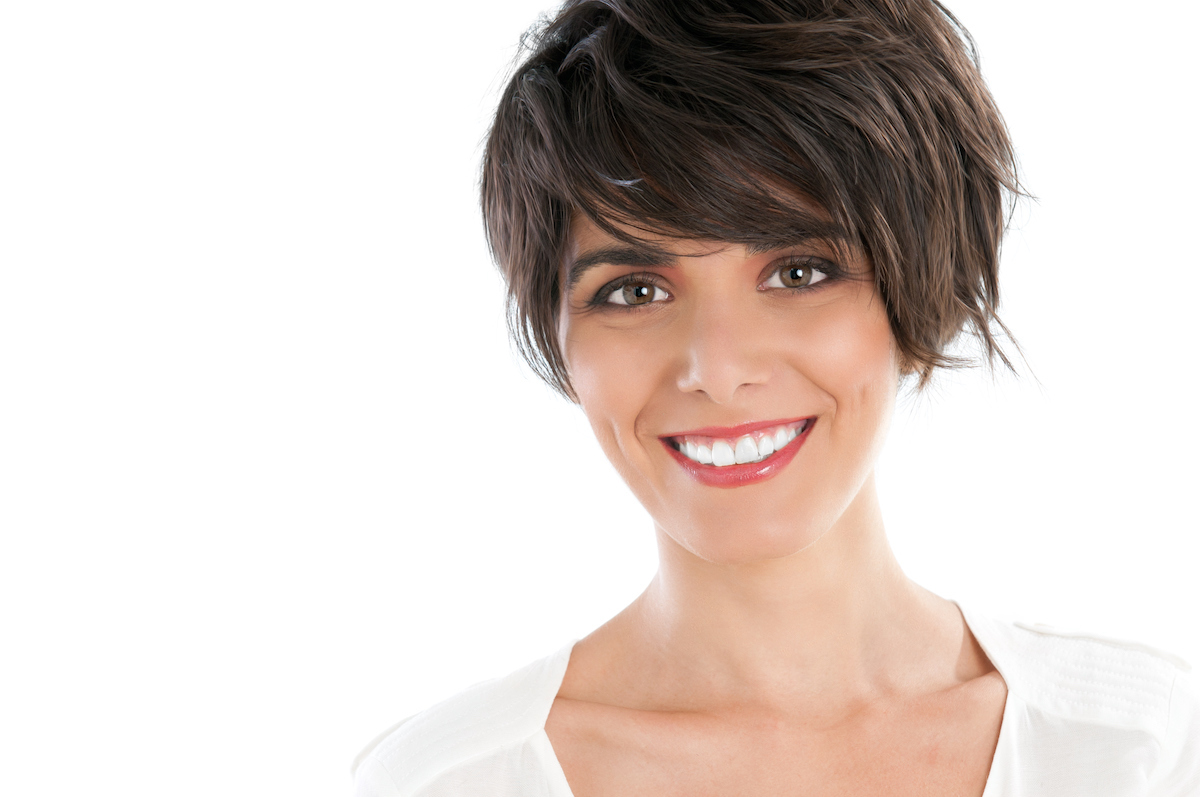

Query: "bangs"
left=507, top=11, right=868, bottom=250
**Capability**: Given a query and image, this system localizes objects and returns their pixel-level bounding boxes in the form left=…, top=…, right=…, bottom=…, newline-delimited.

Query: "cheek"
left=799, top=286, right=899, bottom=440
left=563, top=324, right=661, bottom=464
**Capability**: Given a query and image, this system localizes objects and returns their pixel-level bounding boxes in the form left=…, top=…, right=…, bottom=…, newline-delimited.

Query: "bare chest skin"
left=545, top=671, right=1007, bottom=797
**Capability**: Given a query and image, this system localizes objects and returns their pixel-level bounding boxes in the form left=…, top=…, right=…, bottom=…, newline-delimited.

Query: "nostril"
left=676, top=345, right=773, bottom=404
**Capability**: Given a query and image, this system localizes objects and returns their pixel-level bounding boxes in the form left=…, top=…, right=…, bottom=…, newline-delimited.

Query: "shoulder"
left=961, top=606, right=1200, bottom=794
left=351, top=644, right=574, bottom=797
left=965, top=610, right=1189, bottom=737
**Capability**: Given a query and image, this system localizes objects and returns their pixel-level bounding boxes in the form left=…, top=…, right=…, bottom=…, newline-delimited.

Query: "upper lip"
left=658, top=416, right=811, bottom=439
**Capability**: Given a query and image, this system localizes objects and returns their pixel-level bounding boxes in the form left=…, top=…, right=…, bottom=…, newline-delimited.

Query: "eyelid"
left=588, top=271, right=673, bottom=307
left=758, top=254, right=842, bottom=287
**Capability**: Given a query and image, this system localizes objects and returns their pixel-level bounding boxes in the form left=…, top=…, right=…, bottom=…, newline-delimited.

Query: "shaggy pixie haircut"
left=482, top=0, right=1018, bottom=396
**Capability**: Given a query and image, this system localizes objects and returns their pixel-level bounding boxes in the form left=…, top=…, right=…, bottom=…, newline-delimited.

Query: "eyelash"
left=587, top=272, right=670, bottom=308
left=760, top=256, right=843, bottom=291
left=587, top=257, right=842, bottom=309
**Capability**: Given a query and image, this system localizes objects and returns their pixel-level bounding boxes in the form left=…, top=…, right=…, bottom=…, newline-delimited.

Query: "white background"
left=1, top=1, right=1196, bottom=794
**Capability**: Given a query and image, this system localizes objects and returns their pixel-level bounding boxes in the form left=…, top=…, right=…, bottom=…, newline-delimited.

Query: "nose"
left=674, top=301, right=773, bottom=404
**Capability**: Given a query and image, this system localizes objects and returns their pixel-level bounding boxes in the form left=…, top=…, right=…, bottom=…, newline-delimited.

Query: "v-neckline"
left=537, top=602, right=1014, bottom=797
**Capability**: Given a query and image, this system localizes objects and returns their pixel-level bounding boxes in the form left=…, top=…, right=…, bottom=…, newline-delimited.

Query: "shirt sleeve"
left=1149, top=669, right=1200, bottom=796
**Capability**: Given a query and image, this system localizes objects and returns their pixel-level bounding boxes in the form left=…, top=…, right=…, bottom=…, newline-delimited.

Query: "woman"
left=354, top=0, right=1199, bottom=794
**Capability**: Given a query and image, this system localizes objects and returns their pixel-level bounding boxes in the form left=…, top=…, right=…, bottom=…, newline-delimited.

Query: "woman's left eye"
left=762, top=260, right=829, bottom=290
left=605, top=281, right=669, bottom=306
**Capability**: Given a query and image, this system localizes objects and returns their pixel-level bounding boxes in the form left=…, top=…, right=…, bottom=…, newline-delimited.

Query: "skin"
left=544, top=213, right=1007, bottom=796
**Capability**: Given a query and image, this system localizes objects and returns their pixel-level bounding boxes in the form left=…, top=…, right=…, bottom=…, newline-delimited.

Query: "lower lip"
left=661, top=419, right=815, bottom=489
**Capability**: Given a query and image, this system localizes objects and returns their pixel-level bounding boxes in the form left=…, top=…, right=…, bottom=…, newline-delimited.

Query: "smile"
left=669, top=420, right=808, bottom=466
left=660, top=418, right=814, bottom=488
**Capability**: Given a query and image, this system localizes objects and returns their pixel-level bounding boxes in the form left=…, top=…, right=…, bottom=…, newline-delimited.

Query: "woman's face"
left=560, top=214, right=900, bottom=565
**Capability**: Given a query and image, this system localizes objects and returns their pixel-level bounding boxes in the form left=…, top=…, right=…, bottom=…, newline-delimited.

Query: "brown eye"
left=763, top=260, right=828, bottom=290
left=780, top=264, right=813, bottom=287
left=607, top=281, right=665, bottom=306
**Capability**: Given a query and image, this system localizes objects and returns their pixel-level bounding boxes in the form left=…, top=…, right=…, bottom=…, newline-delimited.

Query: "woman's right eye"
left=605, top=281, right=669, bottom=306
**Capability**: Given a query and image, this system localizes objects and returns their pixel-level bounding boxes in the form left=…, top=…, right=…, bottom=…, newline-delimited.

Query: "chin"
left=661, top=511, right=830, bottom=566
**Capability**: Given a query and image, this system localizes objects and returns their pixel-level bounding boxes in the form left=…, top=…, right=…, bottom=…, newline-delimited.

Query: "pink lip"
left=659, top=417, right=815, bottom=489
left=660, top=416, right=810, bottom=439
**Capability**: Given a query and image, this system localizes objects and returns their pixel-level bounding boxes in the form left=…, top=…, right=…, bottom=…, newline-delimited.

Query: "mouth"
left=659, top=418, right=814, bottom=489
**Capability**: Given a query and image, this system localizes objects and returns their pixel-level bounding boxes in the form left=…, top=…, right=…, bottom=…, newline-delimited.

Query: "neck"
left=576, top=474, right=971, bottom=713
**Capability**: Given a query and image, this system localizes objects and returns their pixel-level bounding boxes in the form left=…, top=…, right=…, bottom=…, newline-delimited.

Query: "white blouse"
left=352, top=605, right=1200, bottom=796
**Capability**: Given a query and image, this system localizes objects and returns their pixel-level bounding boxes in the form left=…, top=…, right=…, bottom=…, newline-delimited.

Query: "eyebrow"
left=565, top=234, right=842, bottom=291
left=565, top=245, right=675, bottom=290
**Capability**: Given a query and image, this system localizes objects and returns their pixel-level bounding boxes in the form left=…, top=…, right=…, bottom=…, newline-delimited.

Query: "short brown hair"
left=482, top=0, right=1018, bottom=396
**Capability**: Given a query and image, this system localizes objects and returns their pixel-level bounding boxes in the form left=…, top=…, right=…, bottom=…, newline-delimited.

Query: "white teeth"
left=757, top=435, right=775, bottom=457
left=710, top=440, right=735, bottom=467
left=674, top=421, right=808, bottom=467
left=734, top=436, right=759, bottom=464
